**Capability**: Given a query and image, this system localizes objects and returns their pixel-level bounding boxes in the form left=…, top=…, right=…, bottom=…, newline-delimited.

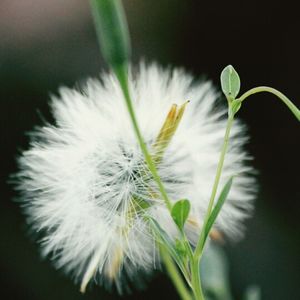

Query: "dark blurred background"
left=0, top=0, right=299, bottom=299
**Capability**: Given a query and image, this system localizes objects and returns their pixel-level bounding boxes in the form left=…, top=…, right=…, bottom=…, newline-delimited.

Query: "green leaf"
left=231, top=99, right=242, bottom=114
left=205, top=177, right=233, bottom=238
left=220, top=65, right=241, bottom=100
left=229, top=99, right=242, bottom=117
left=175, top=239, right=187, bottom=257
left=171, top=199, right=191, bottom=230
left=90, top=0, right=131, bottom=68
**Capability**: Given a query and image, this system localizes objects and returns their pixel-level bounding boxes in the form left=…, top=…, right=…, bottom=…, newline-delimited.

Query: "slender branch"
left=237, top=86, right=300, bottom=121
left=194, top=115, right=234, bottom=258
left=114, top=64, right=173, bottom=211
left=160, top=245, right=193, bottom=300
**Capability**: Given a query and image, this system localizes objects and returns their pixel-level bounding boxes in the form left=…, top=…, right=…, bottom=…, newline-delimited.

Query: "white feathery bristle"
left=15, top=62, right=256, bottom=292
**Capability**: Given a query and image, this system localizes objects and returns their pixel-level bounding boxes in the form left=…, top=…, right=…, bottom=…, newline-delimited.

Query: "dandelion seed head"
left=15, top=63, right=256, bottom=292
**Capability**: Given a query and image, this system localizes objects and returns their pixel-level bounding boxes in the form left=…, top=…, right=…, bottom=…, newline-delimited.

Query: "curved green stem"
left=114, top=64, right=173, bottom=211
left=237, top=86, right=300, bottom=121
left=160, top=245, right=193, bottom=300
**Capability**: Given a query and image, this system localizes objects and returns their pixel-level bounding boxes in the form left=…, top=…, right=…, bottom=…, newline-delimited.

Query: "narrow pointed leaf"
left=171, top=199, right=191, bottom=230
left=205, top=177, right=234, bottom=238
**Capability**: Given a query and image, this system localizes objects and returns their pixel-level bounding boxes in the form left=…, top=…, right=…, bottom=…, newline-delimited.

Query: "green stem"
left=237, top=86, right=300, bottom=121
left=194, top=114, right=234, bottom=258
left=191, top=257, right=205, bottom=300
left=114, top=63, right=173, bottom=211
left=160, top=245, right=193, bottom=300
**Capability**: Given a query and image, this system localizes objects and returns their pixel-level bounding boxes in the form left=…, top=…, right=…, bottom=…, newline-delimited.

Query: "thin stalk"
left=237, top=86, right=300, bottom=121
left=191, top=256, right=205, bottom=300
left=160, top=245, right=193, bottom=300
left=114, top=64, right=173, bottom=211
left=194, top=114, right=234, bottom=258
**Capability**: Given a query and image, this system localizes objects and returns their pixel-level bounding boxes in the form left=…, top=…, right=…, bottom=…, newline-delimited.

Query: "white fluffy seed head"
left=15, top=62, right=256, bottom=292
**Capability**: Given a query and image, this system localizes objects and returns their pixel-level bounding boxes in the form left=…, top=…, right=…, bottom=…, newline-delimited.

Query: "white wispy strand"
left=15, top=63, right=256, bottom=292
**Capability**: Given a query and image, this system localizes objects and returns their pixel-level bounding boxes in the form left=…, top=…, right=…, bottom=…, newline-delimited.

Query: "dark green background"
left=0, top=1, right=299, bottom=299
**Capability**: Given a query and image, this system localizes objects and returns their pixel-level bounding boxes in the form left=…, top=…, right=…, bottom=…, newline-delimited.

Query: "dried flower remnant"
left=15, top=63, right=255, bottom=292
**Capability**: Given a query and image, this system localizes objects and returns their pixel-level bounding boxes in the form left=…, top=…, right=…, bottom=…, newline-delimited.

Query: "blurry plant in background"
left=8, top=0, right=299, bottom=300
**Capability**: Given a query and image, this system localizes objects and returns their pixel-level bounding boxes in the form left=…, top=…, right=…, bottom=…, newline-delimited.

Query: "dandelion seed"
left=15, top=63, right=255, bottom=292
